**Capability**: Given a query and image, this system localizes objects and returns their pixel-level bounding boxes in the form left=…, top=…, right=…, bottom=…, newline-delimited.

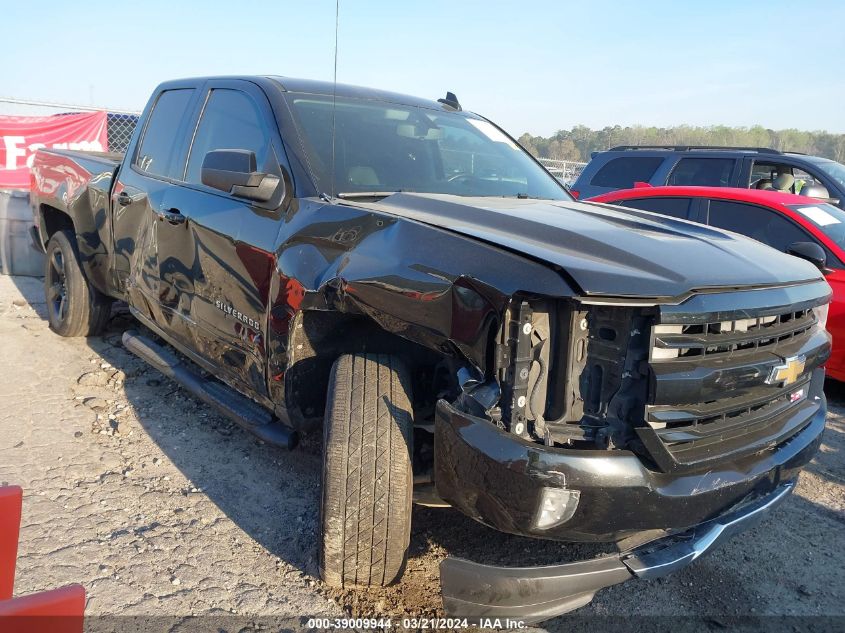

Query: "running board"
left=121, top=330, right=297, bottom=450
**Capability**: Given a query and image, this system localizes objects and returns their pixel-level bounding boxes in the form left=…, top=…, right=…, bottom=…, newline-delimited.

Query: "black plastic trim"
left=440, top=482, right=796, bottom=624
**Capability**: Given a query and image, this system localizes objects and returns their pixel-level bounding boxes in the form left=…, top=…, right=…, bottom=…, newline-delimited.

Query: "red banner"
left=0, top=112, right=108, bottom=190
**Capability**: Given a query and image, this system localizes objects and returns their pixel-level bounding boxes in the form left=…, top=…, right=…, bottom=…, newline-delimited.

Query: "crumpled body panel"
left=265, top=199, right=574, bottom=414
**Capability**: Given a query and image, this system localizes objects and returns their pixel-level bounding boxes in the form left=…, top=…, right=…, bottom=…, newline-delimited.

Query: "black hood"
left=364, top=193, right=824, bottom=299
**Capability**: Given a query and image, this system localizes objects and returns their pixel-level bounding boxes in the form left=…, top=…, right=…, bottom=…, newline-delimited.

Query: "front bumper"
left=434, top=368, right=826, bottom=623
left=434, top=368, right=826, bottom=541
left=440, top=481, right=795, bottom=623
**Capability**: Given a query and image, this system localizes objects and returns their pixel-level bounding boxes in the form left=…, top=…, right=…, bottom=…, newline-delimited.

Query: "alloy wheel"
left=46, top=248, right=68, bottom=324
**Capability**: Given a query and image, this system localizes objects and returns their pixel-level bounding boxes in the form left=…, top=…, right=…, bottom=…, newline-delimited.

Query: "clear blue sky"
left=4, top=0, right=844, bottom=136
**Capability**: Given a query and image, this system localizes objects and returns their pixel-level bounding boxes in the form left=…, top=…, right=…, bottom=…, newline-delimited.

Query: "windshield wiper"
left=508, top=193, right=548, bottom=200
left=337, top=191, right=401, bottom=201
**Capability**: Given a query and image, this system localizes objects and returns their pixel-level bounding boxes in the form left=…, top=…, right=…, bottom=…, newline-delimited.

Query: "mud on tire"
left=320, top=353, right=414, bottom=587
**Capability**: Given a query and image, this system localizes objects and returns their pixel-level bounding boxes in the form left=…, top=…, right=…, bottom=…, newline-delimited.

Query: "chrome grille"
left=639, top=291, right=829, bottom=473
left=651, top=308, right=816, bottom=361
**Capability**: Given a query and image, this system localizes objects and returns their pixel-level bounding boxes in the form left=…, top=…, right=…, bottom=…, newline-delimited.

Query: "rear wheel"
left=44, top=230, right=112, bottom=337
left=319, top=353, right=414, bottom=587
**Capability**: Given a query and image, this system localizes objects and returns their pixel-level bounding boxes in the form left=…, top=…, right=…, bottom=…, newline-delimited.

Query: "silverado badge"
left=767, top=355, right=806, bottom=387
left=215, top=299, right=261, bottom=331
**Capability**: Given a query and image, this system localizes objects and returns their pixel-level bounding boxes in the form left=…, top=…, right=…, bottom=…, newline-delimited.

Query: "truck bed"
left=29, top=148, right=125, bottom=272
left=36, top=148, right=124, bottom=172
left=30, top=148, right=123, bottom=207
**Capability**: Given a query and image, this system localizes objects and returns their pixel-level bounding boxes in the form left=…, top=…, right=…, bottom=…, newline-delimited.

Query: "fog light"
left=534, top=487, right=580, bottom=530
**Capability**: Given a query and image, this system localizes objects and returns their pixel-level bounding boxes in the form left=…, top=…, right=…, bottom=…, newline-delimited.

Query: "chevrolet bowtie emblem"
left=767, top=355, right=807, bottom=387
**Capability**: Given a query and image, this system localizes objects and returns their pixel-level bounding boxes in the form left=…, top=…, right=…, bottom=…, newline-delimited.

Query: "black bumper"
left=434, top=368, right=826, bottom=623
left=434, top=369, right=825, bottom=542
left=440, top=481, right=796, bottom=623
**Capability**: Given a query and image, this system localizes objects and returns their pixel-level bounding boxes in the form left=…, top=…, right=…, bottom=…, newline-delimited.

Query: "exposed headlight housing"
left=815, top=302, right=830, bottom=331
left=534, top=487, right=580, bottom=530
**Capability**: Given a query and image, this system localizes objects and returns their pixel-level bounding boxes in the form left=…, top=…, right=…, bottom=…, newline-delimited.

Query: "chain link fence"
left=0, top=97, right=140, bottom=154
left=104, top=113, right=139, bottom=154
left=537, top=158, right=587, bottom=185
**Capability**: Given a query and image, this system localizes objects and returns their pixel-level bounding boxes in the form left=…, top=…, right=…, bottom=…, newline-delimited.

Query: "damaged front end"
left=434, top=284, right=830, bottom=622
left=453, top=297, right=652, bottom=459
left=440, top=296, right=655, bottom=538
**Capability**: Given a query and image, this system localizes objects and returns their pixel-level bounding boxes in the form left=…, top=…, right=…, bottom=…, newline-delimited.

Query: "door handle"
left=158, top=208, right=186, bottom=225
left=116, top=191, right=132, bottom=206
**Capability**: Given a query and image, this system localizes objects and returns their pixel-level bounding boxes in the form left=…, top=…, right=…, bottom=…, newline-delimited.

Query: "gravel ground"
left=1, top=274, right=843, bottom=632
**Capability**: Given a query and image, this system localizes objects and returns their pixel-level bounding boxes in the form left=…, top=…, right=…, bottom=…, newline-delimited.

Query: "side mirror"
left=787, top=241, right=827, bottom=271
left=201, top=149, right=280, bottom=202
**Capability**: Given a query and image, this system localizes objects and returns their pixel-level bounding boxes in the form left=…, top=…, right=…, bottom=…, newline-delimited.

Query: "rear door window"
left=706, top=200, right=812, bottom=251
left=668, top=158, right=735, bottom=186
left=614, top=196, right=692, bottom=219
left=589, top=157, right=663, bottom=188
left=135, top=89, right=195, bottom=179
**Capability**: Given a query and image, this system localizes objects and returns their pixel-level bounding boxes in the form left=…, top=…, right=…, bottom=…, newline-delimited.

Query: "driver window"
left=186, top=89, right=270, bottom=185
left=749, top=162, right=823, bottom=195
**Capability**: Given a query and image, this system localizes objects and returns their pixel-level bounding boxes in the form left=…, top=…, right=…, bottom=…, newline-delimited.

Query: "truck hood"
left=366, top=193, right=823, bottom=299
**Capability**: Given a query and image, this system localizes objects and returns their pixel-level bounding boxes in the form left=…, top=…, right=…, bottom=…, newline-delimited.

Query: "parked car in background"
left=571, top=146, right=845, bottom=208
left=589, top=185, right=845, bottom=380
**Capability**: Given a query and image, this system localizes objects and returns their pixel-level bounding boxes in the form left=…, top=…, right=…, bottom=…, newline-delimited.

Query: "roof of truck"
left=267, top=76, right=452, bottom=110
left=155, top=75, right=461, bottom=113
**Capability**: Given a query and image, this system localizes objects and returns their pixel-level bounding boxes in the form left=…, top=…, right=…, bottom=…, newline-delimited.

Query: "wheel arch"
left=281, top=309, right=465, bottom=430
left=38, top=204, right=75, bottom=248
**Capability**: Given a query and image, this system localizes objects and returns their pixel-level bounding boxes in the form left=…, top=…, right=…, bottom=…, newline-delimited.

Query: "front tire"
left=320, top=353, right=414, bottom=587
left=44, top=230, right=112, bottom=337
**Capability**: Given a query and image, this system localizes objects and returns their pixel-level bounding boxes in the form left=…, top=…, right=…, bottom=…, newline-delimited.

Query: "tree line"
left=517, top=125, right=845, bottom=164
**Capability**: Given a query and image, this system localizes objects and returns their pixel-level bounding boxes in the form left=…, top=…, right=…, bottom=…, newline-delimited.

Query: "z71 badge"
left=215, top=299, right=261, bottom=331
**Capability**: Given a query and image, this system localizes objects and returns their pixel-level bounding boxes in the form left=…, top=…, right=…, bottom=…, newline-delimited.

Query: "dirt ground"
left=1, top=273, right=844, bottom=632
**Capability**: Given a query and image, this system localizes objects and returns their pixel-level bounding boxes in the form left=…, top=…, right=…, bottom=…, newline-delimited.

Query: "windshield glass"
left=804, top=156, right=845, bottom=188
left=788, top=203, right=845, bottom=249
left=286, top=94, right=568, bottom=200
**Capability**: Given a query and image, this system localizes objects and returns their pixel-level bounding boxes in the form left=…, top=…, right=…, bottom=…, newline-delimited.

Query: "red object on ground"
left=0, top=487, right=85, bottom=632
left=0, top=112, right=108, bottom=189
left=0, top=486, right=22, bottom=600
left=0, top=585, right=85, bottom=633
left=589, top=186, right=845, bottom=381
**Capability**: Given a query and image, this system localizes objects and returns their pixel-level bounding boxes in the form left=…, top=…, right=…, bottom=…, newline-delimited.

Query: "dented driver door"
left=155, top=80, right=287, bottom=399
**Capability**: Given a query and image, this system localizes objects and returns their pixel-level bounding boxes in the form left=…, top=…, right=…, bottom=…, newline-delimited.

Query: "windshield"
left=803, top=156, right=845, bottom=189
left=788, top=203, right=845, bottom=250
left=286, top=94, right=568, bottom=200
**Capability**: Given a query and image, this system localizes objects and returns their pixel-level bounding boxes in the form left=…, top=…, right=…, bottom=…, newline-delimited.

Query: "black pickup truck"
left=29, top=76, right=832, bottom=622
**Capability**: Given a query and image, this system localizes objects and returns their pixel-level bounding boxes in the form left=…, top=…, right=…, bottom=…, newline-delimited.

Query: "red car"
left=589, top=186, right=845, bottom=380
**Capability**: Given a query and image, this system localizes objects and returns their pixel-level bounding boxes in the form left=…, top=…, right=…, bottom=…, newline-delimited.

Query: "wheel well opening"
left=40, top=205, right=74, bottom=244
left=286, top=311, right=461, bottom=427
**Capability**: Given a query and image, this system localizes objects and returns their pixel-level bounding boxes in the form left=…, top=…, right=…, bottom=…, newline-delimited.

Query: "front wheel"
left=319, top=353, right=414, bottom=587
left=44, top=230, right=112, bottom=337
